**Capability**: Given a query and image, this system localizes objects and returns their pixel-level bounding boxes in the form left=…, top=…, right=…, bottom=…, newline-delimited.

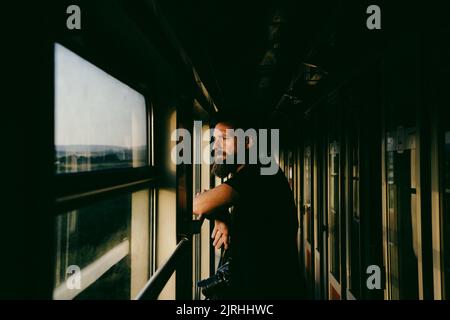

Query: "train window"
left=193, top=120, right=203, bottom=195
left=304, top=147, right=312, bottom=244
left=55, top=44, right=147, bottom=174
left=352, top=141, right=360, bottom=220
left=329, top=141, right=340, bottom=282
left=348, top=129, right=361, bottom=298
left=385, top=128, right=419, bottom=299
left=192, top=117, right=212, bottom=299
left=443, top=130, right=450, bottom=297
left=53, top=189, right=153, bottom=300
left=53, top=43, right=155, bottom=300
left=445, top=131, right=450, bottom=194
left=288, top=151, right=293, bottom=188
left=193, top=120, right=202, bottom=300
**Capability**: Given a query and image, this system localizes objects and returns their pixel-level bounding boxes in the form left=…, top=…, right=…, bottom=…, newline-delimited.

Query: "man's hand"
left=211, top=220, right=230, bottom=250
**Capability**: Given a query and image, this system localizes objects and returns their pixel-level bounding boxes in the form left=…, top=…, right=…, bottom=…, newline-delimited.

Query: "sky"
left=55, top=43, right=147, bottom=149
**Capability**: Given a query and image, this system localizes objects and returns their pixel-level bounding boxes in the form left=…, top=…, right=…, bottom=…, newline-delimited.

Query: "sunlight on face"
left=213, top=122, right=237, bottom=162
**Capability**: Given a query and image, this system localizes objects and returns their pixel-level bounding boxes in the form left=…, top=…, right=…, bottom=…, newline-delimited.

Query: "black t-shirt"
left=224, top=164, right=302, bottom=299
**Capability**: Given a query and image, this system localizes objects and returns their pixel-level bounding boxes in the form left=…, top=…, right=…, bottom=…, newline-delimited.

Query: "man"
left=193, top=116, right=303, bottom=299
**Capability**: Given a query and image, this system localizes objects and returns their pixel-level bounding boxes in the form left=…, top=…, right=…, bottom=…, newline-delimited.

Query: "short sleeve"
left=223, top=166, right=257, bottom=197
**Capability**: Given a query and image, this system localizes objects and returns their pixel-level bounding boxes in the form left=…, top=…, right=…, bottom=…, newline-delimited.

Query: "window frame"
left=53, top=41, right=157, bottom=299
left=54, top=41, right=157, bottom=213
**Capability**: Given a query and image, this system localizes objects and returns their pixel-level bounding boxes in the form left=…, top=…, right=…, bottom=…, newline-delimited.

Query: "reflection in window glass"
left=443, top=131, right=450, bottom=297
left=352, top=141, right=360, bottom=220
left=304, top=147, right=312, bottom=243
left=349, top=134, right=361, bottom=297
left=386, top=155, right=399, bottom=299
left=192, top=120, right=202, bottom=300
left=445, top=131, right=450, bottom=194
left=54, top=44, right=147, bottom=174
left=53, top=189, right=151, bottom=300
left=385, top=130, right=419, bottom=299
left=329, top=141, right=340, bottom=281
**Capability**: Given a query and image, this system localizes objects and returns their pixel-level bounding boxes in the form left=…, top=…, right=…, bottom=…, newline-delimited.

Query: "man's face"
left=213, top=122, right=237, bottom=162
left=211, top=122, right=238, bottom=178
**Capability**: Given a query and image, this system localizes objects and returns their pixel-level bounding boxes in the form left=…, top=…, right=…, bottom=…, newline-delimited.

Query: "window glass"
left=192, top=120, right=202, bottom=300
left=445, top=131, right=450, bottom=194
left=304, top=147, right=312, bottom=243
left=352, top=140, right=360, bottom=220
left=329, top=141, right=340, bottom=281
left=385, top=129, right=419, bottom=299
left=53, top=189, right=151, bottom=300
left=443, top=131, right=450, bottom=297
left=54, top=43, right=147, bottom=174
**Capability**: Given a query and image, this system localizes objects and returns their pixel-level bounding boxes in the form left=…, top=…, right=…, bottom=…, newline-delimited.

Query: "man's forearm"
left=206, top=207, right=231, bottom=224
left=193, top=184, right=237, bottom=215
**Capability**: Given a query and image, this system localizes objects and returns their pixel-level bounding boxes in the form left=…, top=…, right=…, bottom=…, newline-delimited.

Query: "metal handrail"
left=134, top=237, right=190, bottom=300
left=134, top=215, right=205, bottom=300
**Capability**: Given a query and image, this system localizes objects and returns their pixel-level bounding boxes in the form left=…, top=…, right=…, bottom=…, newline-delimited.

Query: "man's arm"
left=193, top=184, right=238, bottom=215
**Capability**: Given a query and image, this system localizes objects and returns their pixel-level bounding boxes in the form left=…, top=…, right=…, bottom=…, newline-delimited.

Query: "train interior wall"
left=278, top=31, right=450, bottom=299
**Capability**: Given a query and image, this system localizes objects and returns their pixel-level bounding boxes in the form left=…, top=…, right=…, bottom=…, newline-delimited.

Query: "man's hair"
left=211, top=110, right=255, bottom=131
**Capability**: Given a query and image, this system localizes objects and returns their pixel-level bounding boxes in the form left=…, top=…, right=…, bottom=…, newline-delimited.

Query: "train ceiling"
left=67, top=1, right=427, bottom=123
left=155, top=0, right=387, bottom=120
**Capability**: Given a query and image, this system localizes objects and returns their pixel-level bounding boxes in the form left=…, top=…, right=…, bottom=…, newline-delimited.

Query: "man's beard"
left=211, top=162, right=238, bottom=178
